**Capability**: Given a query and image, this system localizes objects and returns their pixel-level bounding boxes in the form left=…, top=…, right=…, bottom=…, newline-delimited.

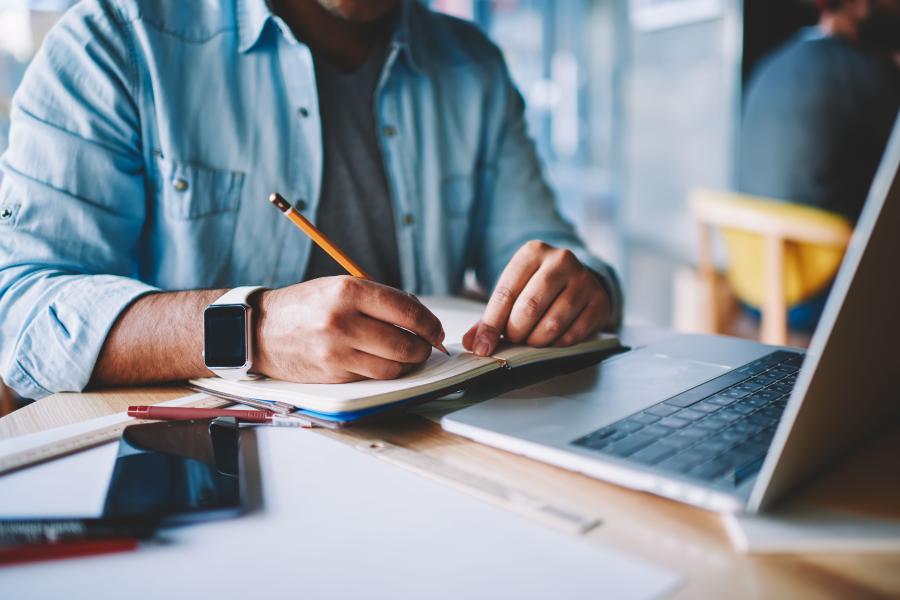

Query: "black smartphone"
left=102, top=417, right=244, bottom=525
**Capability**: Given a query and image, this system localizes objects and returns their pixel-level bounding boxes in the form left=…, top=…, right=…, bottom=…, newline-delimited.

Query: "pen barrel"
left=128, top=406, right=273, bottom=422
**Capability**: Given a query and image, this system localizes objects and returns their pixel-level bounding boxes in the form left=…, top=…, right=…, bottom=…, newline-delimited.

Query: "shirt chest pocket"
left=153, top=157, right=245, bottom=220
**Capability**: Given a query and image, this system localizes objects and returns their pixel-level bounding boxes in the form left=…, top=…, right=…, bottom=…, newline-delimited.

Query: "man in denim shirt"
left=0, top=0, right=621, bottom=399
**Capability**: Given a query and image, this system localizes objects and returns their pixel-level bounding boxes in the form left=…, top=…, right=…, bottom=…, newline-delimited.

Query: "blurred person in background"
left=737, top=0, right=899, bottom=330
left=739, top=0, right=900, bottom=223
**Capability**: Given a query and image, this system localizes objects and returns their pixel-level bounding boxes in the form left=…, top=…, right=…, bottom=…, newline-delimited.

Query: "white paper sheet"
left=0, top=427, right=681, bottom=600
left=723, top=508, right=900, bottom=554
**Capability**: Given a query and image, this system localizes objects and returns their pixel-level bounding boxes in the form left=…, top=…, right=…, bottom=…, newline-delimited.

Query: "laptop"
left=443, top=115, right=900, bottom=514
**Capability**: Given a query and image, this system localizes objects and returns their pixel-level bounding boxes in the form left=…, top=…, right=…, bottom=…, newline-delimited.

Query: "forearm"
left=89, top=289, right=225, bottom=387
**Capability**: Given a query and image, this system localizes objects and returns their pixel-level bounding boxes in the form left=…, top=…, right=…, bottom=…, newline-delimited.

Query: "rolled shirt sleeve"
left=472, top=57, right=623, bottom=330
left=0, top=3, right=158, bottom=399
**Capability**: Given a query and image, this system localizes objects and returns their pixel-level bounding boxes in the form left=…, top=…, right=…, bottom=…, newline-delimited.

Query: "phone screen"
left=102, top=417, right=243, bottom=525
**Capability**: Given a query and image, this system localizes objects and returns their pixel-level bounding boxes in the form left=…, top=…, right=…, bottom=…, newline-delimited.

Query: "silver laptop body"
left=443, top=115, right=900, bottom=514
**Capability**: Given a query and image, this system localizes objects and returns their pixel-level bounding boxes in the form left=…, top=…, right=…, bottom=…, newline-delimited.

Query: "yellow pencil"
left=268, top=193, right=449, bottom=355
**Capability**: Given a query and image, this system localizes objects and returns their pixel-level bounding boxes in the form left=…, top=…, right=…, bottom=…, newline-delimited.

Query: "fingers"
left=345, top=349, right=416, bottom=380
left=462, top=322, right=479, bottom=351
left=525, top=284, right=590, bottom=347
left=505, top=257, right=571, bottom=343
left=473, top=243, right=543, bottom=355
left=350, top=280, right=445, bottom=347
left=351, top=314, right=433, bottom=364
left=553, top=292, right=611, bottom=347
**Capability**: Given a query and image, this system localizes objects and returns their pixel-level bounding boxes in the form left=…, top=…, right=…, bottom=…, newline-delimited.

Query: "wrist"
left=251, top=288, right=274, bottom=376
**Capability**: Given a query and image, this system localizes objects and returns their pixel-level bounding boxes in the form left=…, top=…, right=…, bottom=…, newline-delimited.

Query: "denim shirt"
left=0, top=0, right=621, bottom=399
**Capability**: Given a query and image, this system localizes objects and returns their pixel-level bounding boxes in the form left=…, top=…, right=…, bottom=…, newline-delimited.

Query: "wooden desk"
left=2, top=386, right=898, bottom=598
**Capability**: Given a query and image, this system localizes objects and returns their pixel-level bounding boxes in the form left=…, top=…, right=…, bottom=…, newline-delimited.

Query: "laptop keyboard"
left=572, top=350, right=804, bottom=488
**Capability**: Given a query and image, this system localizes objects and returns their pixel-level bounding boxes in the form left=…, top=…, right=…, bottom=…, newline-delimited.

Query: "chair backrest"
left=690, top=189, right=853, bottom=344
left=691, top=189, right=852, bottom=307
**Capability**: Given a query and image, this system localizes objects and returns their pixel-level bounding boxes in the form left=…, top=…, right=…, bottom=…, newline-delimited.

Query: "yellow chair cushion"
left=721, top=202, right=851, bottom=308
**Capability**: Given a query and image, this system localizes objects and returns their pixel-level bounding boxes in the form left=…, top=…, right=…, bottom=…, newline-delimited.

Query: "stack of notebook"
left=189, top=297, right=620, bottom=426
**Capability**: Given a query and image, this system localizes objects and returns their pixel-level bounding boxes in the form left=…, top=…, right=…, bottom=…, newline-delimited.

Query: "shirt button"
left=0, top=208, right=12, bottom=221
left=402, top=213, right=415, bottom=226
left=295, top=199, right=308, bottom=211
left=383, top=125, right=397, bottom=138
left=298, top=107, right=309, bottom=118
left=173, top=178, right=189, bottom=192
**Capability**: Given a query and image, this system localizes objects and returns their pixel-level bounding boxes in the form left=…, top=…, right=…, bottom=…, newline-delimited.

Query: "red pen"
left=128, top=406, right=312, bottom=427
left=0, top=538, right=139, bottom=566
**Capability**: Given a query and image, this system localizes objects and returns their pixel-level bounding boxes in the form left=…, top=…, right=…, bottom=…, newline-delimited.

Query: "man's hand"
left=254, top=276, right=445, bottom=383
left=463, top=241, right=611, bottom=357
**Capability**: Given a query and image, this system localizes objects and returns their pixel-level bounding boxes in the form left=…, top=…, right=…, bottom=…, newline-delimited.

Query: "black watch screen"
left=204, top=304, right=249, bottom=368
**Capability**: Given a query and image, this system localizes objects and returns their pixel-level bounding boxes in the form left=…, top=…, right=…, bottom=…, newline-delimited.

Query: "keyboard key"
left=696, top=416, right=730, bottom=430
left=645, top=403, right=681, bottom=418
left=631, top=442, right=677, bottom=465
left=662, top=370, right=749, bottom=408
left=719, top=430, right=746, bottom=444
left=618, top=421, right=645, bottom=434
left=785, top=354, right=804, bottom=367
left=718, top=408, right=746, bottom=422
left=605, top=433, right=656, bottom=457
left=631, top=412, right=661, bottom=425
left=659, top=434, right=697, bottom=450
left=707, top=394, right=736, bottom=407
left=658, top=416, right=690, bottom=429
left=747, top=413, right=775, bottom=428
left=732, top=403, right=755, bottom=415
left=732, top=421, right=757, bottom=435
left=642, top=425, right=673, bottom=438
left=733, top=438, right=768, bottom=455
left=751, top=428, right=776, bottom=445
left=675, top=408, right=706, bottom=421
left=691, top=439, right=731, bottom=456
left=721, top=388, right=751, bottom=399
left=759, top=406, right=782, bottom=419
left=692, top=401, right=720, bottom=414
left=744, top=396, right=768, bottom=408
left=733, top=456, right=765, bottom=485
left=734, top=381, right=765, bottom=393
left=719, top=444, right=763, bottom=467
left=754, top=389, right=781, bottom=401
left=678, top=426, right=710, bottom=441
left=659, top=451, right=707, bottom=473
left=690, top=457, right=732, bottom=480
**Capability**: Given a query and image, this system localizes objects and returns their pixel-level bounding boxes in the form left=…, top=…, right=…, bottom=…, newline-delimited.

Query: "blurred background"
left=0, top=0, right=896, bottom=352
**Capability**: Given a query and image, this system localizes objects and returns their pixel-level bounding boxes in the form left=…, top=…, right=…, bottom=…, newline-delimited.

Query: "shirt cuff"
left=6, top=275, right=159, bottom=399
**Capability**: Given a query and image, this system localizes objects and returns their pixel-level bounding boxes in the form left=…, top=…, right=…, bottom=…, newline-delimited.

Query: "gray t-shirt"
left=303, top=44, right=403, bottom=288
left=739, top=28, right=900, bottom=222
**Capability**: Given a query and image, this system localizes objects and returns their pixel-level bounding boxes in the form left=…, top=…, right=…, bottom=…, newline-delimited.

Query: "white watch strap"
left=208, top=286, right=267, bottom=381
left=211, top=285, right=267, bottom=307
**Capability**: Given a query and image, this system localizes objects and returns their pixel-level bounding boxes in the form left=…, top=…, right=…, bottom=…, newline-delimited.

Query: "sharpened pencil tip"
left=436, top=342, right=450, bottom=356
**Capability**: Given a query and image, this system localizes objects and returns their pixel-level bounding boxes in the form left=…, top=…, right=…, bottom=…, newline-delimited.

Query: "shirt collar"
left=237, top=0, right=274, bottom=54
left=237, top=0, right=425, bottom=74
left=390, top=0, right=425, bottom=74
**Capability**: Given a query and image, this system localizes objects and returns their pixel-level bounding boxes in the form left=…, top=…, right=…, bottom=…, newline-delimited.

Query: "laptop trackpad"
left=447, top=348, right=729, bottom=446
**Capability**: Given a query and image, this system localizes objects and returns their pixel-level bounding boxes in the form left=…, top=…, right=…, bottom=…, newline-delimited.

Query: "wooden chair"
left=690, top=189, right=853, bottom=345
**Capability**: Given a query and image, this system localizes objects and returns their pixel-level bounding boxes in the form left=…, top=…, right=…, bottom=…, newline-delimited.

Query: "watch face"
left=204, top=305, right=248, bottom=368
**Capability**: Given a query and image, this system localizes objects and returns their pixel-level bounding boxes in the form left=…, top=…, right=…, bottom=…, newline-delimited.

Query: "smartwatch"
left=203, top=286, right=267, bottom=381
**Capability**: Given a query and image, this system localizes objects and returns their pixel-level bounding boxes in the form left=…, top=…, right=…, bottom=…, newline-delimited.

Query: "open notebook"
left=189, top=297, right=621, bottom=425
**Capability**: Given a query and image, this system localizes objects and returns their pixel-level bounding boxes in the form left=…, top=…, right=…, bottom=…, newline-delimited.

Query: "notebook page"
left=192, top=344, right=501, bottom=412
